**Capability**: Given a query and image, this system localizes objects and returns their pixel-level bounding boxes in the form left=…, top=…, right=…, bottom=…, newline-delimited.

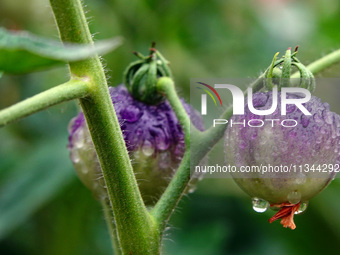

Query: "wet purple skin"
left=224, top=91, right=340, bottom=204
left=69, top=85, right=203, bottom=152
left=68, top=85, right=204, bottom=204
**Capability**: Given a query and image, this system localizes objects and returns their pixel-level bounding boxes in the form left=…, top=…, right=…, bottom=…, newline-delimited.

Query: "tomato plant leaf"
left=0, top=27, right=122, bottom=73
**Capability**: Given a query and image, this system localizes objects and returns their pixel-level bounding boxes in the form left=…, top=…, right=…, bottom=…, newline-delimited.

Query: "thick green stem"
left=50, top=0, right=159, bottom=254
left=0, top=79, right=89, bottom=127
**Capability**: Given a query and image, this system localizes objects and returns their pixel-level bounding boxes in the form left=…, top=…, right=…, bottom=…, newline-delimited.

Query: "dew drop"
left=142, top=140, right=155, bottom=156
left=295, top=202, right=308, bottom=214
left=252, top=197, right=269, bottom=213
left=74, top=129, right=85, bottom=149
left=70, top=150, right=80, bottom=163
left=287, top=191, right=301, bottom=204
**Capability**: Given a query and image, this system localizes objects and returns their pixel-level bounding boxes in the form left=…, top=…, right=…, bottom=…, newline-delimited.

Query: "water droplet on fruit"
left=142, top=140, right=154, bottom=156
left=287, top=191, right=301, bottom=204
left=252, top=197, right=269, bottom=213
left=74, top=129, right=85, bottom=149
left=70, top=150, right=80, bottom=163
left=295, top=202, right=308, bottom=214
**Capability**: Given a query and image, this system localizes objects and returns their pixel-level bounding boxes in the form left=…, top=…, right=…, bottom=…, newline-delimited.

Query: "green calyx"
left=123, top=43, right=172, bottom=105
left=264, top=46, right=315, bottom=92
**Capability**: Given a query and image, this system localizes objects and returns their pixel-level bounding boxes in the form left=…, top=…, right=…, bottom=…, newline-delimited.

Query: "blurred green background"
left=1, top=0, right=340, bottom=254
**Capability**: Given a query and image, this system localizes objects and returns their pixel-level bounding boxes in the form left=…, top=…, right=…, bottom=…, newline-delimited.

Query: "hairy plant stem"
left=0, top=79, right=89, bottom=127
left=296, top=49, right=340, bottom=76
left=49, top=0, right=159, bottom=254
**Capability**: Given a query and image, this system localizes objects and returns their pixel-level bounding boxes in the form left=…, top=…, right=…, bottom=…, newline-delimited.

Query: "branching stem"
left=0, top=79, right=89, bottom=127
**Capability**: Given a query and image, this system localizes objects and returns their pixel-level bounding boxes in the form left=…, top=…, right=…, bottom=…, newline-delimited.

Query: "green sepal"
left=123, top=45, right=172, bottom=105
left=263, top=47, right=316, bottom=92
left=123, top=59, right=144, bottom=89
left=131, top=63, right=150, bottom=100
left=264, top=52, right=279, bottom=90
left=292, top=61, right=315, bottom=92
left=280, top=48, right=291, bottom=88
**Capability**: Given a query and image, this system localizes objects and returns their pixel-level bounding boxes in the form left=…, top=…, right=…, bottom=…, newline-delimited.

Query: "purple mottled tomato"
left=68, top=85, right=204, bottom=205
left=224, top=91, right=340, bottom=229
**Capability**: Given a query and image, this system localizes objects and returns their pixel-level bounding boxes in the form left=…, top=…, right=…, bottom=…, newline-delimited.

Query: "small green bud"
left=123, top=43, right=172, bottom=105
